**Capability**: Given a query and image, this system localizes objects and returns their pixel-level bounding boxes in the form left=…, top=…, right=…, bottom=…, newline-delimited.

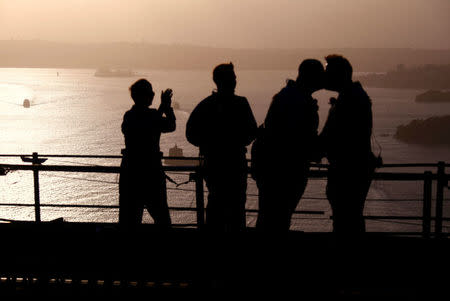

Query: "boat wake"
left=0, top=83, right=35, bottom=108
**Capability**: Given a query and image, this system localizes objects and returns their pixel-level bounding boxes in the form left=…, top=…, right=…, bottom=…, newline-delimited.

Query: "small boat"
left=173, top=102, right=180, bottom=110
left=94, top=67, right=136, bottom=77
left=164, top=144, right=198, bottom=166
left=23, top=99, right=30, bottom=108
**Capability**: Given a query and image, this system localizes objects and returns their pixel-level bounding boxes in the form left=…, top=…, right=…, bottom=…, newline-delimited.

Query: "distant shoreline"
left=357, top=64, right=450, bottom=90
left=0, top=67, right=385, bottom=77
left=395, top=115, right=450, bottom=146
left=0, top=66, right=300, bottom=72
left=1, top=40, right=450, bottom=72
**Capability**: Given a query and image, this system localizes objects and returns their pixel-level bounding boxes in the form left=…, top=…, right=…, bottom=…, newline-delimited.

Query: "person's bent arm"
left=160, top=107, right=176, bottom=133
left=186, top=104, right=203, bottom=147
left=242, top=98, right=258, bottom=146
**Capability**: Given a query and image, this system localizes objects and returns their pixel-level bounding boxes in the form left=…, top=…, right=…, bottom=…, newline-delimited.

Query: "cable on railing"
left=165, top=174, right=192, bottom=187
left=45, top=159, right=105, bottom=167
left=43, top=173, right=119, bottom=185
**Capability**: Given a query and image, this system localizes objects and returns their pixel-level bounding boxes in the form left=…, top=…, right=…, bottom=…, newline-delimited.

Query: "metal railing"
left=0, top=152, right=448, bottom=237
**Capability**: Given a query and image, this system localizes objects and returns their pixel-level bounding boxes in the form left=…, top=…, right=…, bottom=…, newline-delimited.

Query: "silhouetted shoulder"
left=273, top=79, right=315, bottom=106
left=348, top=82, right=372, bottom=105
left=234, top=94, right=252, bottom=107
left=122, top=107, right=160, bottom=122
left=189, top=94, right=216, bottom=113
left=266, top=79, right=317, bottom=128
left=121, top=108, right=136, bottom=134
left=234, top=94, right=249, bottom=101
left=232, top=95, right=256, bottom=124
left=199, top=93, right=216, bottom=104
left=122, top=107, right=165, bottom=134
left=278, top=79, right=297, bottom=94
left=270, top=80, right=294, bottom=102
left=185, top=95, right=213, bottom=147
left=191, top=93, right=251, bottom=112
left=207, top=93, right=248, bottom=102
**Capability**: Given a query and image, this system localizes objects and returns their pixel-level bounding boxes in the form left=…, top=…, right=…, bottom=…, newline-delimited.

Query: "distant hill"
left=357, top=64, right=450, bottom=89
left=1, top=40, right=450, bottom=72
left=415, top=90, right=450, bottom=103
left=395, top=116, right=450, bottom=145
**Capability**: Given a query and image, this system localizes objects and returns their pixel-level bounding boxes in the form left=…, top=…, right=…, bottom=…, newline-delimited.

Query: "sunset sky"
left=0, top=0, right=449, bottom=49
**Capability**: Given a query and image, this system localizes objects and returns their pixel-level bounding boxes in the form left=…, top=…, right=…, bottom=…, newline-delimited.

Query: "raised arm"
left=160, top=107, right=176, bottom=133
left=158, top=89, right=176, bottom=133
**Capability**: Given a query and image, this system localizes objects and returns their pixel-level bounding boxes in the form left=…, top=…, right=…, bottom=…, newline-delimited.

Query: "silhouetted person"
left=253, top=59, right=324, bottom=232
left=119, top=79, right=176, bottom=230
left=186, top=63, right=257, bottom=232
left=319, top=55, right=375, bottom=234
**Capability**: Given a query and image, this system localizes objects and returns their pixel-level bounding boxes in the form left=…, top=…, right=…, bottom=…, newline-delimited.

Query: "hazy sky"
left=0, top=0, right=449, bottom=48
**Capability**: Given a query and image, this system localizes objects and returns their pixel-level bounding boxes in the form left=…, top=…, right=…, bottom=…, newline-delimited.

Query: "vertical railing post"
left=194, top=169, right=205, bottom=229
left=435, top=161, right=445, bottom=237
left=422, top=171, right=432, bottom=238
left=32, top=152, right=41, bottom=223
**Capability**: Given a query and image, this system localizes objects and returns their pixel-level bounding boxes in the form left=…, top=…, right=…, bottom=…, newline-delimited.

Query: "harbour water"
left=0, top=68, right=448, bottom=232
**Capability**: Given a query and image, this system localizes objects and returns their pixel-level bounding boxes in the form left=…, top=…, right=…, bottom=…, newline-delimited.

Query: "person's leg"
left=257, top=170, right=298, bottom=233
left=350, top=173, right=373, bottom=233
left=271, top=181, right=291, bottom=232
left=256, top=179, right=291, bottom=232
left=119, top=171, right=143, bottom=229
left=326, top=170, right=344, bottom=233
left=204, top=171, right=226, bottom=232
left=286, top=176, right=308, bottom=231
left=328, top=171, right=371, bottom=234
left=256, top=183, right=265, bottom=230
left=256, top=180, right=273, bottom=231
left=146, top=171, right=171, bottom=229
left=225, top=169, right=248, bottom=232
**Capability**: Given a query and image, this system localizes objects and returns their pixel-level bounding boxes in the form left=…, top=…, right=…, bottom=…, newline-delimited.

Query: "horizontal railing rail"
left=0, top=153, right=448, bottom=237
left=1, top=153, right=449, bottom=167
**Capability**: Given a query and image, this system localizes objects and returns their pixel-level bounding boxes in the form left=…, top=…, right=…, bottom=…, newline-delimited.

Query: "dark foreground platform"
left=0, top=221, right=449, bottom=299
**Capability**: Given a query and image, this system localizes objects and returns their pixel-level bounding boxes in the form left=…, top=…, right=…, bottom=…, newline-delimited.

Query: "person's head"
left=296, top=59, right=325, bottom=93
left=129, top=79, right=155, bottom=106
left=213, top=63, right=236, bottom=94
left=324, top=54, right=353, bottom=92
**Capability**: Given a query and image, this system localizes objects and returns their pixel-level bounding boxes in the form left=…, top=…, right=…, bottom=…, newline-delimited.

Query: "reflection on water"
left=0, top=68, right=448, bottom=232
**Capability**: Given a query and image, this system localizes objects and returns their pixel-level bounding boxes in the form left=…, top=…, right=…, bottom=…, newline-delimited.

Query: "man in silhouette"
left=119, top=79, right=176, bottom=230
left=319, top=55, right=374, bottom=234
left=186, top=63, right=257, bottom=232
left=254, top=59, right=324, bottom=232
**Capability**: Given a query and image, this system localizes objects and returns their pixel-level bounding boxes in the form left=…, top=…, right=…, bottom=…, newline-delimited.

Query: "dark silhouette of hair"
left=298, top=59, right=323, bottom=76
left=297, top=59, right=325, bottom=89
left=325, top=54, right=353, bottom=82
left=213, top=62, right=235, bottom=85
left=129, top=78, right=154, bottom=105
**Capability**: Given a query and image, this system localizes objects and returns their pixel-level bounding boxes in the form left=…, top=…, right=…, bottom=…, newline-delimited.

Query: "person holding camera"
left=119, top=79, right=176, bottom=230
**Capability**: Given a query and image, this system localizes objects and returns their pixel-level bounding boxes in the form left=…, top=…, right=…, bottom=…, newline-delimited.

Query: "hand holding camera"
left=160, top=89, right=173, bottom=111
